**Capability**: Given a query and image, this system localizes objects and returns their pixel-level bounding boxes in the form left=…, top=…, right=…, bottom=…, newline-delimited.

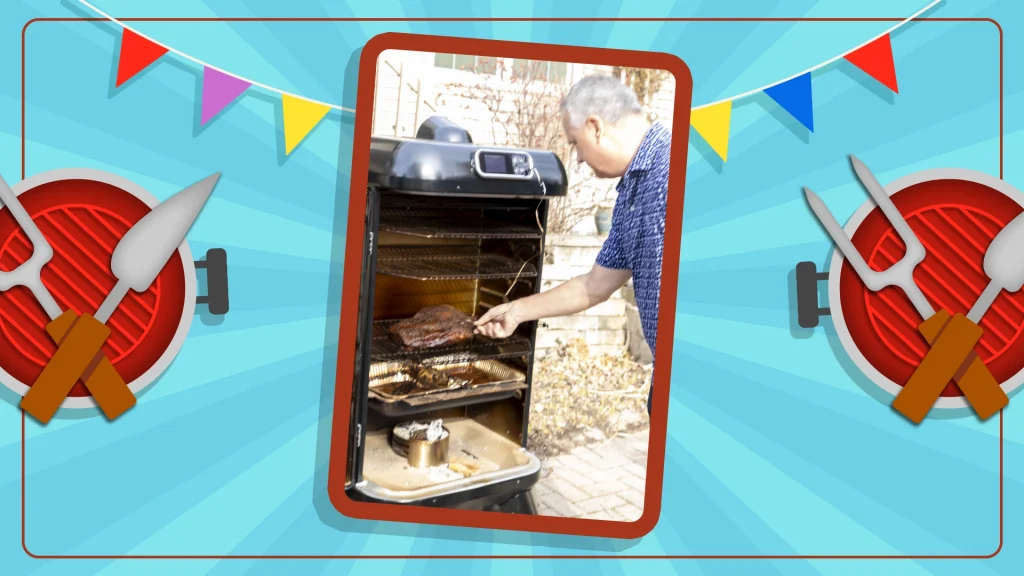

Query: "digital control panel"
left=472, top=149, right=535, bottom=180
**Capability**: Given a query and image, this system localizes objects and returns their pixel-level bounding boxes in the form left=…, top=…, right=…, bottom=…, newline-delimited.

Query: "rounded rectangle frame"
left=327, top=31, right=694, bottom=540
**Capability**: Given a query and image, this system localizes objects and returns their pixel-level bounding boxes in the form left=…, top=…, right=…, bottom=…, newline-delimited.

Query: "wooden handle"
left=894, top=311, right=1007, bottom=423
left=45, top=310, right=135, bottom=420
left=918, top=313, right=1008, bottom=421
left=894, top=311, right=982, bottom=423
left=20, top=311, right=133, bottom=423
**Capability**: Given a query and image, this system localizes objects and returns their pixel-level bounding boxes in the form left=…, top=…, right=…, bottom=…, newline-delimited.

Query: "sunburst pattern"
left=1, top=0, right=1021, bottom=574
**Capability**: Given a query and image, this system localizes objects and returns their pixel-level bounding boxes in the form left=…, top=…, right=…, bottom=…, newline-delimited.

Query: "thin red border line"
left=18, top=14, right=999, bottom=557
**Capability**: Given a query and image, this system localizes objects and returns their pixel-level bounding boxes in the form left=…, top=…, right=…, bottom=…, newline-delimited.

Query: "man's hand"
left=472, top=265, right=631, bottom=339
left=474, top=302, right=522, bottom=339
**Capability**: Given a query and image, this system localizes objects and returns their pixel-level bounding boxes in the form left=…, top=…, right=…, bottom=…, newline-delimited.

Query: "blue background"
left=0, top=0, right=1020, bottom=574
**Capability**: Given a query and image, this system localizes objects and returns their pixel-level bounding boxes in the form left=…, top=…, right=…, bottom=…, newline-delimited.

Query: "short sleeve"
left=595, top=206, right=630, bottom=270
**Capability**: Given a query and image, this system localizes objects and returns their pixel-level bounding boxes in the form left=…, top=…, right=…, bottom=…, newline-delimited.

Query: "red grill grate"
left=0, top=205, right=161, bottom=365
left=839, top=178, right=1024, bottom=397
left=0, top=179, right=187, bottom=397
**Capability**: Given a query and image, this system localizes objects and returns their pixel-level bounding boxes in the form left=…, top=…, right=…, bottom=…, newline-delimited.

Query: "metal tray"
left=368, top=362, right=461, bottom=401
left=367, top=380, right=528, bottom=418
left=429, top=359, right=526, bottom=388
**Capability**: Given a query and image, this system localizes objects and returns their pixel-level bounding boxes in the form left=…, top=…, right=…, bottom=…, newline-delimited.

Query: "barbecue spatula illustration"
left=896, top=211, right=1024, bottom=421
left=20, top=173, right=220, bottom=423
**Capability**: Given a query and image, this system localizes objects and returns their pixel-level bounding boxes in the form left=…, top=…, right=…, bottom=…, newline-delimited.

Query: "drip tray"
left=367, top=359, right=528, bottom=416
left=356, top=418, right=540, bottom=503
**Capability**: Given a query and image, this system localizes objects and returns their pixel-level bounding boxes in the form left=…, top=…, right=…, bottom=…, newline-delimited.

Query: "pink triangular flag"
left=201, top=67, right=251, bottom=125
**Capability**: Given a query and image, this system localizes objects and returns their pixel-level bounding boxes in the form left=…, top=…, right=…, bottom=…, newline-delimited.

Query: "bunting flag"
left=764, top=72, right=814, bottom=133
left=689, top=100, right=732, bottom=161
left=115, top=29, right=168, bottom=87
left=201, top=67, right=252, bottom=125
left=282, top=94, right=332, bottom=154
left=80, top=0, right=938, bottom=162
left=844, top=34, right=899, bottom=93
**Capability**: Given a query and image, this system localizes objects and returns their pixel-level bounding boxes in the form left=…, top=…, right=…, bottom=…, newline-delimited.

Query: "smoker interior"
left=355, top=193, right=545, bottom=500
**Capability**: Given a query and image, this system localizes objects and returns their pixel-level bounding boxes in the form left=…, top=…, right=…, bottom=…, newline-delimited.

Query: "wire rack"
left=371, top=320, right=532, bottom=365
left=376, top=245, right=537, bottom=281
left=369, top=380, right=527, bottom=409
left=379, top=209, right=542, bottom=239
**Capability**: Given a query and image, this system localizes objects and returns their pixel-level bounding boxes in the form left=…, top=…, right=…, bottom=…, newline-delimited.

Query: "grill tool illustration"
left=0, top=169, right=228, bottom=423
left=804, top=156, right=1006, bottom=423
left=0, top=173, right=132, bottom=419
left=18, top=173, right=220, bottom=424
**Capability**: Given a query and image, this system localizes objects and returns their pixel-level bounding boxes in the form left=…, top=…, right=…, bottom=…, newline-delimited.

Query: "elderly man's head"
left=560, top=74, right=649, bottom=178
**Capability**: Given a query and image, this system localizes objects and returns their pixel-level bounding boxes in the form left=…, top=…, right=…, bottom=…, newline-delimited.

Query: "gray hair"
left=559, top=74, right=645, bottom=128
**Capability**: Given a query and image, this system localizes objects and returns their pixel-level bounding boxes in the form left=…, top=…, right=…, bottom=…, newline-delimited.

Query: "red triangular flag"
left=845, top=34, right=898, bottom=93
left=115, top=29, right=168, bottom=87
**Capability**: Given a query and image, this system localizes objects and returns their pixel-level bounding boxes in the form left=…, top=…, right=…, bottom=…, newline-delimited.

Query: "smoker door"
left=346, top=187, right=381, bottom=488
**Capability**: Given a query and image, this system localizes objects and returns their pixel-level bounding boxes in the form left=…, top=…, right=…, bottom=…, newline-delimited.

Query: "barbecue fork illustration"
left=0, top=173, right=134, bottom=422
left=805, top=156, right=1004, bottom=424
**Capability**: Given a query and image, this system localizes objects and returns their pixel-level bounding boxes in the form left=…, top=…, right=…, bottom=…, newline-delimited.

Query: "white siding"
left=371, top=49, right=679, bottom=235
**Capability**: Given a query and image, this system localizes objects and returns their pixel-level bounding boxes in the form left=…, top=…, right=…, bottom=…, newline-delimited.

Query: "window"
left=512, top=59, right=568, bottom=84
left=434, top=53, right=498, bottom=75
left=432, top=54, right=566, bottom=81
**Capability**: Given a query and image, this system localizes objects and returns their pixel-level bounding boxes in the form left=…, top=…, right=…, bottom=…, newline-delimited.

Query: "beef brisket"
left=388, top=305, right=475, bottom=349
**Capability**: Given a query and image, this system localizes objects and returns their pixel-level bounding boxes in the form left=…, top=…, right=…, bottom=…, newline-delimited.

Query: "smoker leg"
left=497, top=490, right=537, bottom=515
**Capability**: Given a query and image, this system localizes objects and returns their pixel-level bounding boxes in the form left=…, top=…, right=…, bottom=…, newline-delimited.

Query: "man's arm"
left=474, top=264, right=632, bottom=338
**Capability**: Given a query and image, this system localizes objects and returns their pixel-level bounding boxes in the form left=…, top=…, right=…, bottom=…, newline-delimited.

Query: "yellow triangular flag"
left=690, top=100, right=732, bottom=161
left=282, top=94, right=331, bottom=155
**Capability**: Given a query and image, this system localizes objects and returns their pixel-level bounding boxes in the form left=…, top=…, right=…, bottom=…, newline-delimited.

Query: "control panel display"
left=481, top=153, right=510, bottom=174
left=473, top=149, right=534, bottom=180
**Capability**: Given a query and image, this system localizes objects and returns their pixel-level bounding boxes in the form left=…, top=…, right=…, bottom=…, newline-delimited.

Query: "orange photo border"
left=18, top=16, right=1003, bottom=560
left=327, top=31, right=693, bottom=540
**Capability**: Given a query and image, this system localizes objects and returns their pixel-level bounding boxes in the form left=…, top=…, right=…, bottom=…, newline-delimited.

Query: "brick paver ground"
left=531, top=428, right=649, bottom=521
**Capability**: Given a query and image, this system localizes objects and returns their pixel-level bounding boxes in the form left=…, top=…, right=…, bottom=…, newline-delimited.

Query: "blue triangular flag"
left=764, top=72, right=814, bottom=132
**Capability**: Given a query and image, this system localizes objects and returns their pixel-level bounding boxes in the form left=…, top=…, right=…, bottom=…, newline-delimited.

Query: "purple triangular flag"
left=201, top=67, right=251, bottom=125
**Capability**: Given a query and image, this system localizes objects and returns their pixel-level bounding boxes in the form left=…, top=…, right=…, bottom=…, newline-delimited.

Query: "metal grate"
left=369, top=379, right=527, bottom=407
left=371, top=320, right=531, bottom=365
left=376, top=245, right=537, bottom=281
left=380, top=209, right=542, bottom=239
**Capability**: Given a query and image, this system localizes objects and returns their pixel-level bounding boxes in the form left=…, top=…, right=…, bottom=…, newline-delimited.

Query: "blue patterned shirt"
left=595, top=122, right=671, bottom=407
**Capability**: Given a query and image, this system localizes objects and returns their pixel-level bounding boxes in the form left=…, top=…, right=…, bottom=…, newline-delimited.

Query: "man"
left=474, top=73, right=671, bottom=416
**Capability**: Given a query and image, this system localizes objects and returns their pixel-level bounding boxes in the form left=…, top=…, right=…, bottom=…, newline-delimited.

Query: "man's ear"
left=586, top=116, right=604, bottom=139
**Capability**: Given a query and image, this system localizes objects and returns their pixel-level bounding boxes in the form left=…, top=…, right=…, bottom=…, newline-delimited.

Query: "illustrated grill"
left=0, top=176, right=230, bottom=400
left=794, top=176, right=1024, bottom=399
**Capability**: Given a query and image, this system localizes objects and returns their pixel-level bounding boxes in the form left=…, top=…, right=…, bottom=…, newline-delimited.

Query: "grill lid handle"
left=416, top=116, right=473, bottom=144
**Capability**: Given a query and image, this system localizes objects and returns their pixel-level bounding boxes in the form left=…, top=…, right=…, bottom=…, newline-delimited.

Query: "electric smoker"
left=343, top=116, right=568, bottom=513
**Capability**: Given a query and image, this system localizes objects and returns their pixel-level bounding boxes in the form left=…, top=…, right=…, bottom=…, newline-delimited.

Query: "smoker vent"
left=376, top=245, right=537, bottom=281
left=380, top=208, right=542, bottom=239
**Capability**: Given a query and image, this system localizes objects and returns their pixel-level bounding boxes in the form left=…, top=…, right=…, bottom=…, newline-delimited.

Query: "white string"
left=691, top=0, right=943, bottom=110
left=77, top=0, right=357, bottom=113
left=78, top=0, right=941, bottom=118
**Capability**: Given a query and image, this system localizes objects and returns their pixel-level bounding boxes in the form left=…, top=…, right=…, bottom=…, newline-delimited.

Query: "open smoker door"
left=345, top=187, right=381, bottom=489
left=346, top=190, right=546, bottom=512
